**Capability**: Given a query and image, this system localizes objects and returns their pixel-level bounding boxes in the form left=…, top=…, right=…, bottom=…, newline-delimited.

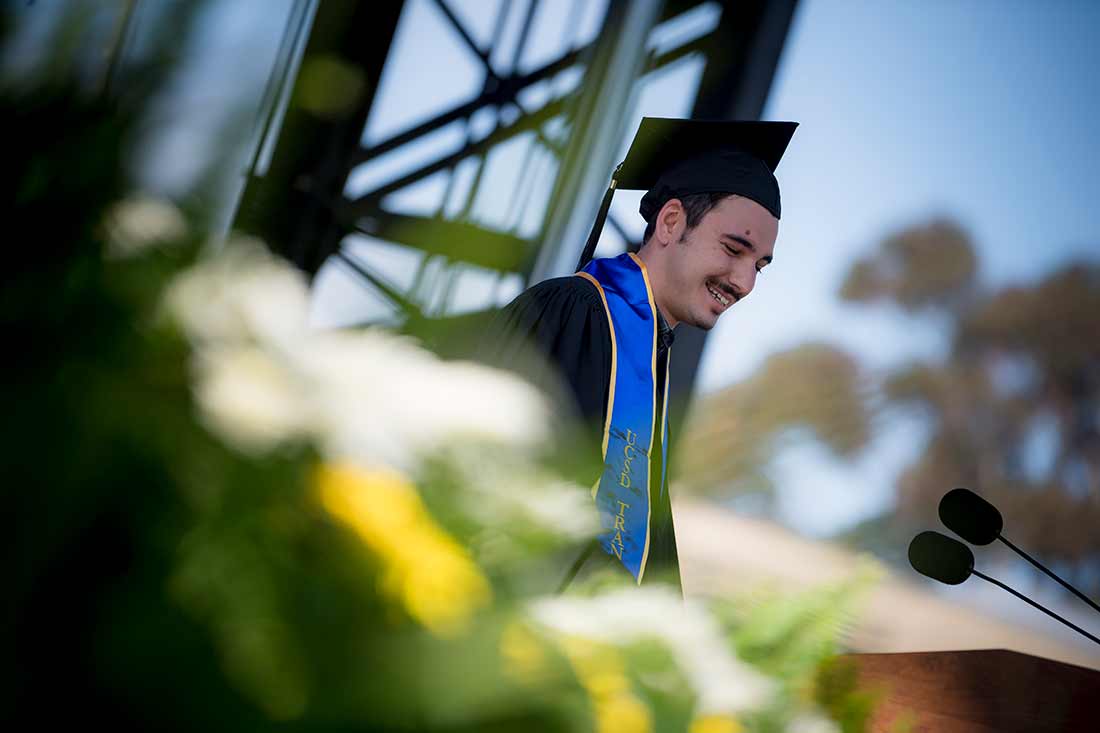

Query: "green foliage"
left=718, top=570, right=878, bottom=733
left=813, top=658, right=878, bottom=733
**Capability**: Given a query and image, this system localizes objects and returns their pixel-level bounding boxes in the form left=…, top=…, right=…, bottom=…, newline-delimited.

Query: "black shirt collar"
left=655, top=307, right=675, bottom=351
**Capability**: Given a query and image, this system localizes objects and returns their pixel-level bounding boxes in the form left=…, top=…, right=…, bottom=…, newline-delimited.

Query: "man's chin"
left=686, top=311, right=720, bottom=331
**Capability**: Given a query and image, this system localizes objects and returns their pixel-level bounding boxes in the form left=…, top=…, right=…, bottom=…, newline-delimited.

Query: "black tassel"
left=574, top=165, right=622, bottom=272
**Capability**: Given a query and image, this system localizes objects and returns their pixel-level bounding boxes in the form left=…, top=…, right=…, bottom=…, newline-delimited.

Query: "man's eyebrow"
left=722, top=233, right=773, bottom=264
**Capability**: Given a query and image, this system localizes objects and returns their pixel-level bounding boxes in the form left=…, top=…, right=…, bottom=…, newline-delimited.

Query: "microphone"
left=908, top=531, right=1100, bottom=647
left=908, top=530, right=974, bottom=585
left=938, top=487, right=1001, bottom=544
left=939, top=488, right=1100, bottom=616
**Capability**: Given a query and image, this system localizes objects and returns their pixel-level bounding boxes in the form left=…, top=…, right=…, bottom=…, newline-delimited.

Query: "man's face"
left=657, top=195, right=779, bottom=330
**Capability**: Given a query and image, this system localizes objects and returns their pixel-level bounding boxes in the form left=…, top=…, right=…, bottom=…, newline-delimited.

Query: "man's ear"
left=655, top=198, right=685, bottom=246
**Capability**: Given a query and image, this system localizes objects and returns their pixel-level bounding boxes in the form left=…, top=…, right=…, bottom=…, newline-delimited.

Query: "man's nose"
left=723, top=264, right=754, bottom=301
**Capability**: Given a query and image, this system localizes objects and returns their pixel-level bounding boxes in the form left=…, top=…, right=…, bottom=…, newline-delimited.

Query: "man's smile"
left=706, top=279, right=735, bottom=309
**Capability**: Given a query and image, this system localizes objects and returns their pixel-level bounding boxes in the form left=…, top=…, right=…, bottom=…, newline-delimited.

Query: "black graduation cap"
left=575, top=117, right=798, bottom=270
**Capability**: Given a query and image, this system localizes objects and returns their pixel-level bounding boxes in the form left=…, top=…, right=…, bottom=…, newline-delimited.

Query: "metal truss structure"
left=235, top=0, right=798, bottom=422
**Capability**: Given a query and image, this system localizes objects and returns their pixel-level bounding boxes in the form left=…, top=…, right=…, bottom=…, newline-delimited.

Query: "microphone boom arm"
left=997, top=534, right=1100, bottom=616
left=972, top=569, right=1100, bottom=648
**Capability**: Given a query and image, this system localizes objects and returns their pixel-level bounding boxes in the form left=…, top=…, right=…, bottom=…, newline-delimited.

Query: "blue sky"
left=689, top=0, right=1100, bottom=541
left=699, top=0, right=1100, bottom=390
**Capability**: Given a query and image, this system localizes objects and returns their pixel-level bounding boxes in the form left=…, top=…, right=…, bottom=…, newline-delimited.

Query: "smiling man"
left=495, top=118, right=797, bottom=593
left=637, top=191, right=778, bottom=330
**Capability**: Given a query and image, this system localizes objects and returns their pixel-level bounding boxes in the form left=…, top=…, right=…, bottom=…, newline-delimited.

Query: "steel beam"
left=234, top=0, right=405, bottom=277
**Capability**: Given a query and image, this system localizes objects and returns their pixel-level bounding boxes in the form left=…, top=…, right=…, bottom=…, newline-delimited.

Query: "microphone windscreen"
left=939, top=487, right=1003, bottom=545
left=908, top=531, right=974, bottom=585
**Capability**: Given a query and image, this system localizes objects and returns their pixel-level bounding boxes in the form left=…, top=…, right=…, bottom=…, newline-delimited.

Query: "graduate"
left=495, top=118, right=798, bottom=592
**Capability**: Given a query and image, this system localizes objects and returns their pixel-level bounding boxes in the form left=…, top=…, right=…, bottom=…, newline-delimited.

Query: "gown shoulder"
left=489, top=275, right=612, bottom=430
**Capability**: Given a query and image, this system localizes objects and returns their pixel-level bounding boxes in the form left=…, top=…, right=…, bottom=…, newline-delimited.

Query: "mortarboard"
left=575, top=118, right=798, bottom=271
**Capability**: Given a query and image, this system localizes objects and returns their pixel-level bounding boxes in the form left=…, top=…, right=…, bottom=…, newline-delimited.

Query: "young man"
left=496, top=118, right=797, bottom=592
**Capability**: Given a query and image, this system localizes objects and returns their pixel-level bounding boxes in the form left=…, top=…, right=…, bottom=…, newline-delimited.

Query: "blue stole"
left=576, top=252, right=671, bottom=583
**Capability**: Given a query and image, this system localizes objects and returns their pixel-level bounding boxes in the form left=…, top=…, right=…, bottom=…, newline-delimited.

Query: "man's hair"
left=634, top=191, right=736, bottom=252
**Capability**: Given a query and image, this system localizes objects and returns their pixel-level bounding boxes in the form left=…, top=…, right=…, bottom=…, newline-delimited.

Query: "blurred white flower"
left=166, top=243, right=551, bottom=465
left=516, top=484, right=597, bottom=538
left=105, top=195, right=188, bottom=258
left=192, top=346, right=315, bottom=454
left=163, top=236, right=311, bottom=350
left=440, top=447, right=597, bottom=540
left=531, top=587, right=775, bottom=715
left=294, top=329, right=550, bottom=471
left=786, top=713, right=841, bottom=733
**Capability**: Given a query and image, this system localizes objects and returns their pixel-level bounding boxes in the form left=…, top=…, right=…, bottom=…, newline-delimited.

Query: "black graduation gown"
left=491, top=276, right=681, bottom=591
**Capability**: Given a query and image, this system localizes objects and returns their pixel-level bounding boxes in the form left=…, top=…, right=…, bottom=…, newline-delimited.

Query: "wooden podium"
left=835, top=650, right=1100, bottom=732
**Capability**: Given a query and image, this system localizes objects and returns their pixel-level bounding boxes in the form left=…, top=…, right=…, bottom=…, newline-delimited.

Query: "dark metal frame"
left=234, top=0, right=798, bottom=422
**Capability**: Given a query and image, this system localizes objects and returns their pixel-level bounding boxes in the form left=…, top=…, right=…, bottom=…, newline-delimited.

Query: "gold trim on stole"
left=574, top=271, right=617, bottom=499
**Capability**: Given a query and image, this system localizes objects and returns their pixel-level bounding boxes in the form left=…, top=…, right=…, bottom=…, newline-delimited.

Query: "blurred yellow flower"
left=595, top=692, right=652, bottom=733
left=500, top=621, right=549, bottom=684
left=532, top=588, right=774, bottom=715
left=315, top=463, right=490, bottom=635
left=690, top=714, right=743, bottom=733
left=560, top=636, right=652, bottom=733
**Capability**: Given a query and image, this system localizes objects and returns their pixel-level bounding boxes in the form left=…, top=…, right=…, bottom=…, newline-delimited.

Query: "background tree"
left=678, top=343, right=872, bottom=506
left=844, top=221, right=1100, bottom=594
left=680, top=217, right=1100, bottom=596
